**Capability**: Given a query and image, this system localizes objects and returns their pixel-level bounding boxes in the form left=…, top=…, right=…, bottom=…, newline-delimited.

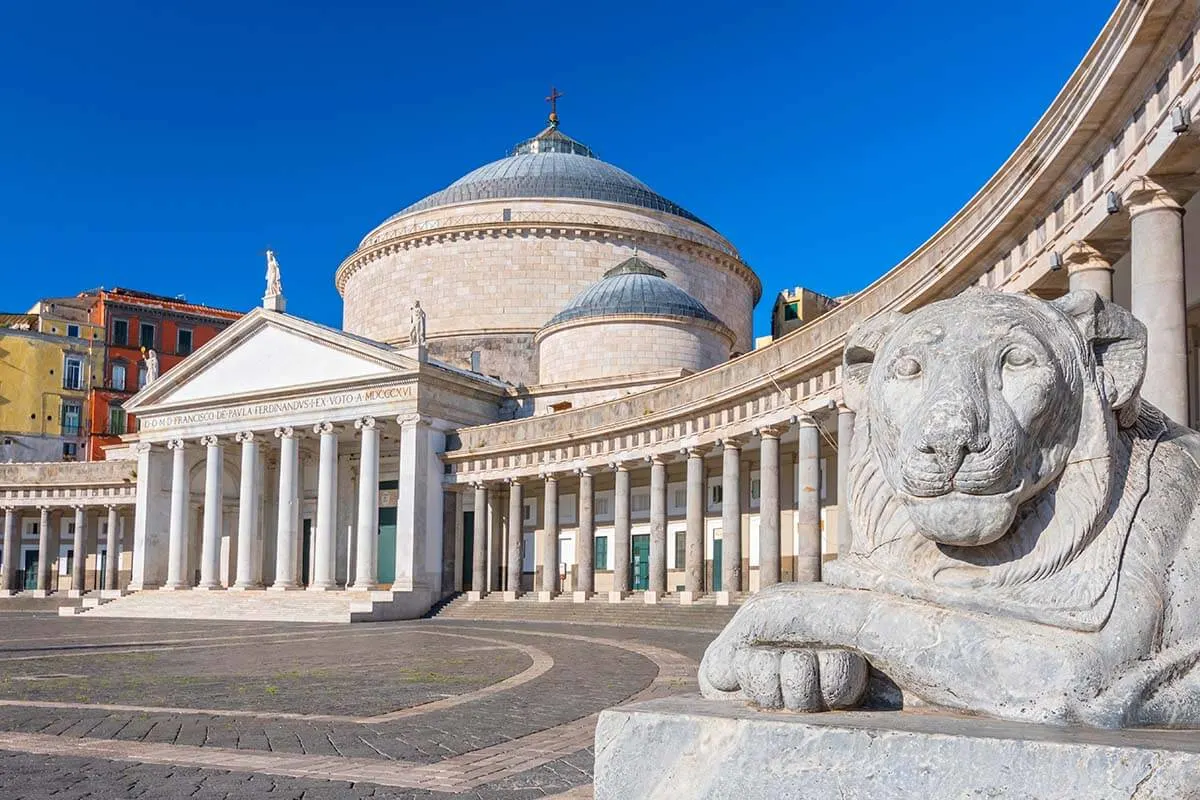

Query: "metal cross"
left=546, top=86, right=564, bottom=126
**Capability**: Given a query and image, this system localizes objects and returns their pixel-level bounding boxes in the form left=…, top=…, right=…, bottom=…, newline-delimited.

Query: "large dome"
left=382, top=125, right=710, bottom=229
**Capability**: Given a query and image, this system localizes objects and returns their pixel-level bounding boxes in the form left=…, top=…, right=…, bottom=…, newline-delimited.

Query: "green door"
left=461, top=511, right=475, bottom=590
left=712, top=539, right=722, bottom=591
left=377, top=507, right=397, bottom=585
left=632, top=534, right=650, bottom=590
left=23, top=550, right=37, bottom=591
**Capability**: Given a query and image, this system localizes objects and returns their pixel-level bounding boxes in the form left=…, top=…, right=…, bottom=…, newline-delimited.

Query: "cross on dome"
left=546, top=86, right=564, bottom=128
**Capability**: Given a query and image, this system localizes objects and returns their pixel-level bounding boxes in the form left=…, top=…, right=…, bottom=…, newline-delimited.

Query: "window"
left=523, top=498, right=537, bottom=525
left=750, top=470, right=761, bottom=508
left=66, top=324, right=79, bottom=338
left=61, top=402, right=81, bottom=436
left=112, top=319, right=128, bottom=346
left=63, top=356, right=83, bottom=390
left=631, top=488, right=651, bottom=517
left=558, top=494, right=577, bottom=525
left=109, top=405, right=127, bottom=436
left=139, top=322, right=155, bottom=349
left=62, top=442, right=78, bottom=460
left=674, top=531, right=686, bottom=570
left=782, top=302, right=799, bottom=321
left=176, top=328, right=193, bottom=356
left=595, top=536, right=608, bottom=571
left=707, top=477, right=723, bottom=511
left=137, top=364, right=148, bottom=389
left=669, top=483, right=687, bottom=515
left=595, top=491, right=613, bottom=521
left=111, top=362, right=126, bottom=391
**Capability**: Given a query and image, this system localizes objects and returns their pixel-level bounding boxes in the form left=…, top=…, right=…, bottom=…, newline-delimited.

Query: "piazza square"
left=5, top=0, right=1200, bottom=797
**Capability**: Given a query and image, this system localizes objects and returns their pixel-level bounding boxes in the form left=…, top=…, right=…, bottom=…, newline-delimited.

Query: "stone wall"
left=537, top=317, right=731, bottom=387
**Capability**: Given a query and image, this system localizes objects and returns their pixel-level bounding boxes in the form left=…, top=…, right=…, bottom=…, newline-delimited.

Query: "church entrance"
left=23, top=550, right=37, bottom=591
left=631, top=534, right=649, bottom=591
left=301, top=519, right=312, bottom=587
left=712, top=538, right=722, bottom=591
left=461, top=511, right=475, bottom=590
left=377, top=507, right=396, bottom=585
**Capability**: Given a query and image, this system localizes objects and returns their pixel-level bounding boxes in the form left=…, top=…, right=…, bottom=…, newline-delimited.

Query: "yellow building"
left=0, top=312, right=103, bottom=462
left=768, top=286, right=842, bottom=340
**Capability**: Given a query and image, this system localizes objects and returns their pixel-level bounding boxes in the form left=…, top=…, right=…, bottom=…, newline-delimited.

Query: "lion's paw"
left=713, top=646, right=869, bottom=712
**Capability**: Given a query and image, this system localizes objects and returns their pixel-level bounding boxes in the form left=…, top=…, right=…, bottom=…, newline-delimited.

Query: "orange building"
left=85, top=288, right=242, bottom=460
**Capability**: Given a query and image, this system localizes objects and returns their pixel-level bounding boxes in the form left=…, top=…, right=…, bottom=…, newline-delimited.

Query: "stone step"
left=429, top=592, right=738, bottom=630
left=78, top=588, right=431, bottom=623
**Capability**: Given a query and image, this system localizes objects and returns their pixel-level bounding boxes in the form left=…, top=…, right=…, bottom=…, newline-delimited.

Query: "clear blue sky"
left=1, top=1, right=1116, bottom=337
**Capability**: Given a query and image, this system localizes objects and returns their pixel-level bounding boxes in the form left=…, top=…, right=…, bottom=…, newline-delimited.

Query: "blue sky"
left=0, top=1, right=1116, bottom=337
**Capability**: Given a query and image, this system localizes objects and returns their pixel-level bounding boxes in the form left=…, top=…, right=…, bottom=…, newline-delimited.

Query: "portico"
left=112, top=308, right=505, bottom=619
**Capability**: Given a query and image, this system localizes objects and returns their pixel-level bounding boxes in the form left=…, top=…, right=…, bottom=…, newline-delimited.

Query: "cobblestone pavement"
left=0, top=614, right=718, bottom=799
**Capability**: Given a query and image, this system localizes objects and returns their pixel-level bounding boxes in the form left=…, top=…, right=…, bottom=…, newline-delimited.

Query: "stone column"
left=796, top=415, right=822, bottom=582
left=163, top=439, right=190, bottom=590
left=1064, top=241, right=1114, bottom=301
left=1125, top=177, right=1188, bottom=423
left=197, top=435, right=224, bottom=589
left=1, top=507, right=17, bottom=595
left=351, top=417, right=380, bottom=590
left=719, top=437, right=744, bottom=603
left=758, top=425, right=785, bottom=589
left=575, top=469, right=594, bottom=601
left=647, top=456, right=668, bottom=602
left=540, top=474, right=559, bottom=599
left=506, top=479, right=523, bottom=599
left=103, top=505, right=119, bottom=593
left=611, top=463, right=631, bottom=602
left=232, top=431, right=262, bottom=590
left=69, top=505, right=86, bottom=596
left=680, top=447, right=707, bottom=603
left=469, top=483, right=487, bottom=599
left=836, top=404, right=855, bottom=557
left=310, top=422, right=338, bottom=591
left=271, top=427, right=300, bottom=590
left=35, top=507, right=52, bottom=595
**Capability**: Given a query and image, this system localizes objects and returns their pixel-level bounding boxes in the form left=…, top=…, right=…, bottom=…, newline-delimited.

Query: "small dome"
left=545, top=256, right=727, bottom=329
left=381, top=125, right=710, bottom=230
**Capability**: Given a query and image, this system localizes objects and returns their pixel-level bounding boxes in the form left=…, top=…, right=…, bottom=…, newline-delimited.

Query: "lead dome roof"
left=545, top=256, right=728, bottom=331
left=384, top=124, right=711, bottom=229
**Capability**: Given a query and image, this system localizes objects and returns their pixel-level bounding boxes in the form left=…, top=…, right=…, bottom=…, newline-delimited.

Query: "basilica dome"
left=336, top=116, right=760, bottom=389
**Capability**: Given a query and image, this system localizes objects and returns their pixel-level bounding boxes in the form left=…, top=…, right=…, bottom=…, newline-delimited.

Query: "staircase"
left=76, top=588, right=433, bottom=623
left=428, top=592, right=741, bottom=631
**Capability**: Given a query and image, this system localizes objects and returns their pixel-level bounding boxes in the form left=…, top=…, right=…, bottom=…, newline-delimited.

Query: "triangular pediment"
left=127, top=310, right=412, bottom=411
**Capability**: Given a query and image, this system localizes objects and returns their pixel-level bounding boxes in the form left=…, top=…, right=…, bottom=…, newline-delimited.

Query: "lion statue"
left=700, top=288, right=1200, bottom=728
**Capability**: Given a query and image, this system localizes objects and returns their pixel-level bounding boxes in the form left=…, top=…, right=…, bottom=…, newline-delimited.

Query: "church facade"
left=4, top=0, right=1200, bottom=623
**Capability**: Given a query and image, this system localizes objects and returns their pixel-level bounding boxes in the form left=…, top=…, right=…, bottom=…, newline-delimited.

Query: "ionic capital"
left=234, top=431, right=256, bottom=444
left=755, top=423, right=790, bottom=440
left=166, top=438, right=186, bottom=451
left=134, top=441, right=154, bottom=453
left=313, top=422, right=335, bottom=436
left=355, top=416, right=377, bottom=431
left=794, top=414, right=819, bottom=429
left=395, top=413, right=429, bottom=428
left=199, top=434, right=220, bottom=447
left=719, top=435, right=749, bottom=450
left=682, top=445, right=713, bottom=459
left=1121, top=176, right=1187, bottom=218
left=1062, top=241, right=1113, bottom=275
left=274, top=426, right=296, bottom=440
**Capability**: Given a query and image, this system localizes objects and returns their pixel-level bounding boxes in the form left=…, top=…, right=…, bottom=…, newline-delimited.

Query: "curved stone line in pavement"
left=0, top=630, right=554, bottom=725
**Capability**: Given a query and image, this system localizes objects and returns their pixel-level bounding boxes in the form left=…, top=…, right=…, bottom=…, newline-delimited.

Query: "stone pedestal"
left=678, top=590, right=697, bottom=605
left=572, top=590, right=589, bottom=603
left=642, top=591, right=661, bottom=605
left=466, top=590, right=484, bottom=602
left=536, top=590, right=554, bottom=603
left=608, top=590, right=626, bottom=603
left=595, top=697, right=1200, bottom=800
left=28, top=589, right=50, bottom=598
left=714, top=590, right=732, bottom=606
left=66, top=589, right=84, bottom=599
left=502, top=590, right=519, bottom=602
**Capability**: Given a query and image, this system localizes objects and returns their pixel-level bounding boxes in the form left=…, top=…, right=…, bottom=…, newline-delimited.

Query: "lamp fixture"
left=1172, top=104, right=1191, bottom=133
left=1106, top=191, right=1121, bottom=214
left=1049, top=252, right=1063, bottom=272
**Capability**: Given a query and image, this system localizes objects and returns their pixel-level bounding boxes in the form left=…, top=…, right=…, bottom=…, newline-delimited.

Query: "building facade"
left=2, top=0, right=1197, bottom=624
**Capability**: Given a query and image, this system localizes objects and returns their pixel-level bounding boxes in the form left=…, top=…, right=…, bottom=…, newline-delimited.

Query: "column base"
left=306, top=584, right=336, bottom=592
left=99, top=589, right=126, bottom=600
left=66, top=589, right=86, bottom=599
left=348, top=583, right=379, bottom=592
left=608, top=591, right=627, bottom=604
left=536, top=590, right=556, bottom=603
left=715, top=591, right=735, bottom=606
left=159, top=584, right=191, bottom=592
left=467, top=590, right=485, bottom=601
left=267, top=583, right=303, bottom=592
left=192, top=585, right=224, bottom=591
left=0, top=589, right=17, bottom=598
left=572, top=591, right=591, bottom=603
left=29, top=589, right=51, bottom=598
left=644, top=591, right=663, bottom=605
left=502, top=590, right=520, bottom=602
left=678, top=591, right=699, bottom=605
left=228, top=584, right=264, bottom=592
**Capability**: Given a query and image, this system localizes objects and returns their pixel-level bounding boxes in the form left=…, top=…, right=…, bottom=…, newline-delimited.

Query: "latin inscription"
left=140, top=386, right=414, bottom=431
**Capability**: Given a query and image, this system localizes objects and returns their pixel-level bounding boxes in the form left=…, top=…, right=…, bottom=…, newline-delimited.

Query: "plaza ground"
left=0, top=611, right=721, bottom=799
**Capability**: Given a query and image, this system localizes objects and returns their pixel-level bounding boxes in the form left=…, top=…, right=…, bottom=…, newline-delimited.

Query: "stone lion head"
left=839, top=289, right=1148, bottom=600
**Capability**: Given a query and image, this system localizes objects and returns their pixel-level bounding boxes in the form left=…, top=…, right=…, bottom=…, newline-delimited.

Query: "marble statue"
left=409, top=300, right=427, bottom=347
left=144, top=349, right=159, bottom=385
left=700, top=289, right=1200, bottom=728
left=265, top=249, right=283, bottom=296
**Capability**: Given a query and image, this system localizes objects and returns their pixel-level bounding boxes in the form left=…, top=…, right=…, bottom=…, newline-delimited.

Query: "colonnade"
left=0, top=504, right=129, bottom=596
left=154, top=414, right=407, bottom=592
left=467, top=412, right=854, bottom=603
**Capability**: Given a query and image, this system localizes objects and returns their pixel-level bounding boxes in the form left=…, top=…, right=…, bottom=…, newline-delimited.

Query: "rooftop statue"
left=265, top=249, right=283, bottom=296
left=701, top=288, right=1200, bottom=728
left=143, top=348, right=159, bottom=385
left=409, top=300, right=427, bottom=347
